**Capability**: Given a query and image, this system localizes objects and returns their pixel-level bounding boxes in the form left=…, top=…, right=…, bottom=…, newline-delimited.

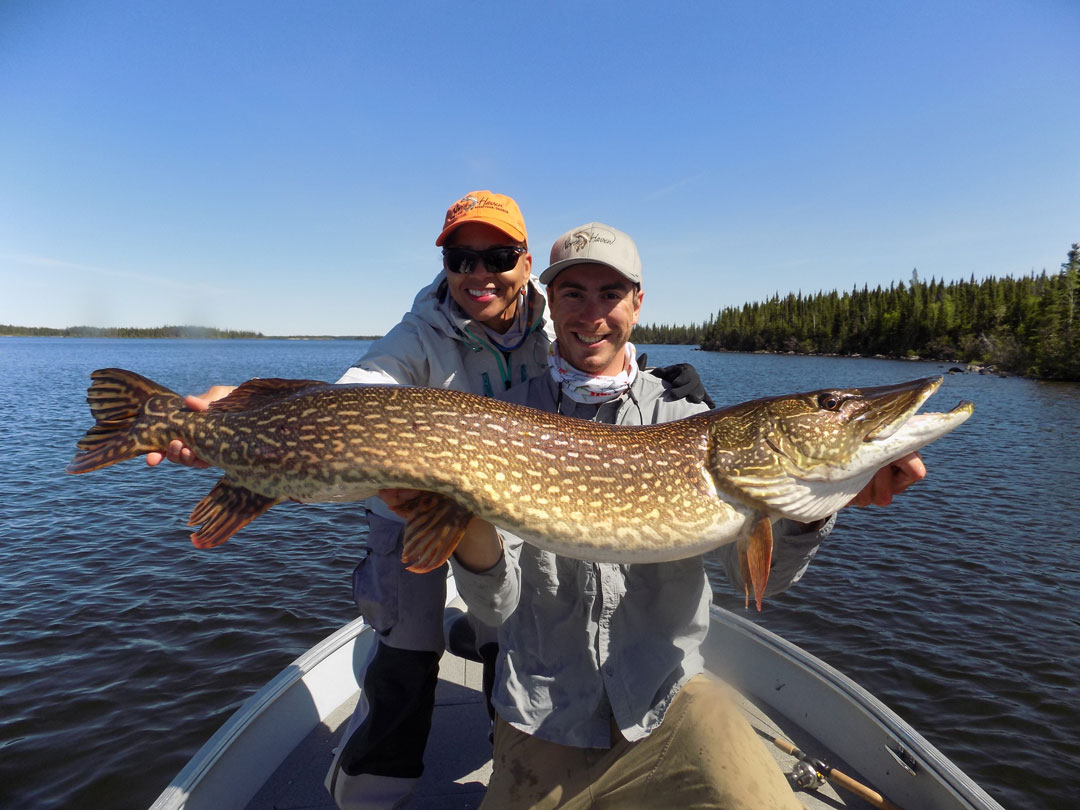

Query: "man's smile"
left=573, top=332, right=606, bottom=345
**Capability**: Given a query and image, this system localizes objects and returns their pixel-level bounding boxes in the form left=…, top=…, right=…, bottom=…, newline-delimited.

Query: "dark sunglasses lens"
left=443, top=248, right=521, bottom=274
left=443, top=249, right=475, bottom=274
left=485, top=248, right=521, bottom=272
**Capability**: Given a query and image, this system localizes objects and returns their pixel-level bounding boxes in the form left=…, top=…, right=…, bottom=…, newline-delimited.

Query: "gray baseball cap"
left=539, top=222, right=642, bottom=285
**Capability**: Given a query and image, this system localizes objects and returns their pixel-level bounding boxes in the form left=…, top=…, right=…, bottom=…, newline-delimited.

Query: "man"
left=147, top=198, right=713, bottom=810
left=393, top=221, right=925, bottom=809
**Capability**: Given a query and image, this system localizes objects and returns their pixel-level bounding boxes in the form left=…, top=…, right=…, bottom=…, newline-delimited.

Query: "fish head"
left=706, top=376, right=973, bottom=522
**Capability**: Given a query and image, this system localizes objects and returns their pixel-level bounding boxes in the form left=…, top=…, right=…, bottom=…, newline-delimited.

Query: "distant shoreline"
left=0, top=327, right=382, bottom=340
left=0, top=330, right=1033, bottom=379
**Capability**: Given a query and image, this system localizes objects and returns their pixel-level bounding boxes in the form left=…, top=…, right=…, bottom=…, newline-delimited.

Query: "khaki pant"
left=480, top=675, right=804, bottom=810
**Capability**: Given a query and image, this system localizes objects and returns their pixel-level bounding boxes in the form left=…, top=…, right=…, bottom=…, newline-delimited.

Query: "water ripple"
left=2, top=340, right=1078, bottom=810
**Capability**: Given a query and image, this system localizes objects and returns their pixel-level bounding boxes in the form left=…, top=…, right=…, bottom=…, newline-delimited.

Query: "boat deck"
left=245, top=648, right=871, bottom=810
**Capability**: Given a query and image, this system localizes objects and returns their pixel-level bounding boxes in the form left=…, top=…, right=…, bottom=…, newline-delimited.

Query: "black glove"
left=639, top=355, right=716, bottom=408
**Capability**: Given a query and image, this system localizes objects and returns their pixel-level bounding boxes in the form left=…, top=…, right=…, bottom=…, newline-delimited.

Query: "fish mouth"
left=873, top=398, right=975, bottom=449
left=847, top=377, right=973, bottom=488
left=860, top=376, right=945, bottom=441
left=859, top=377, right=974, bottom=456
left=785, top=376, right=974, bottom=475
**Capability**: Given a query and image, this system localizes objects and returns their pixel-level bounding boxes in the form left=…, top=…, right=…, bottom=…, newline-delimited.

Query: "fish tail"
left=67, top=368, right=185, bottom=473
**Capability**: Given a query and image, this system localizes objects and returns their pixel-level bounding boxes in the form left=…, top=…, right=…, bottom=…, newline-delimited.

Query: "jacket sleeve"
left=710, top=514, right=836, bottom=598
left=448, top=528, right=523, bottom=627
left=335, top=318, right=431, bottom=386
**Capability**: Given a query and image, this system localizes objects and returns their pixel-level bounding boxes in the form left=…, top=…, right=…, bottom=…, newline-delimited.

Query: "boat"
left=149, top=574, right=1005, bottom=810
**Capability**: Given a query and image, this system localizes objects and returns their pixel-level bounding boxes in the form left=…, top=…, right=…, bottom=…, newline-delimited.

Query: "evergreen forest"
left=634, top=243, right=1080, bottom=381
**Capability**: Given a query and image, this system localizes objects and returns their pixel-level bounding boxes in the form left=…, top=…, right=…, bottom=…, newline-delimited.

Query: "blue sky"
left=2, top=1, right=1077, bottom=336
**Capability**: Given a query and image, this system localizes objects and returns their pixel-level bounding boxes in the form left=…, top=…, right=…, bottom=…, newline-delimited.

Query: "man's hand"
left=637, top=354, right=716, bottom=408
left=145, top=385, right=237, bottom=468
left=847, top=452, right=926, bottom=507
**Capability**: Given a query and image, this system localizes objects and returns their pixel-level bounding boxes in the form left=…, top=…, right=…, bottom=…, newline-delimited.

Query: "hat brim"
left=435, top=220, right=527, bottom=247
left=539, top=258, right=639, bottom=285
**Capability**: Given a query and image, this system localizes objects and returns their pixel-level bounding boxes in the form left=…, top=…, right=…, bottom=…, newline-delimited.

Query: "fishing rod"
left=759, top=730, right=904, bottom=810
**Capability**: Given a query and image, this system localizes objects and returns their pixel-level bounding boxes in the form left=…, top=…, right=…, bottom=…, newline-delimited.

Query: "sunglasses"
left=442, top=246, right=526, bottom=274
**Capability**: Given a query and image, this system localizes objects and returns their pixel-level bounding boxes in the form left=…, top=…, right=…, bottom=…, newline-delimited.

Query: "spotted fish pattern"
left=68, top=369, right=973, bottom=607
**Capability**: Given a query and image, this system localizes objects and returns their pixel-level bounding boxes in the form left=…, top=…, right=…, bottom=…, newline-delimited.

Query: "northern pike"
left=68, top=369, right=973, bottom=608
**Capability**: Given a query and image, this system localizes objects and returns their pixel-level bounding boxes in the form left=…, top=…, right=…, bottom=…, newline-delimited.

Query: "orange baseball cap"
left=435, top=190, right=528, bottom=246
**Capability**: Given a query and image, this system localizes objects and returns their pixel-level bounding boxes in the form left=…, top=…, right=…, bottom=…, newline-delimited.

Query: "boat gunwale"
left=147, top=577, right=1003, bottom=810
left=149, top=579, right=463, bottom=810
left=148, top=616, right=372, bottom=810
left=708, top=605, right=1005, bottom=810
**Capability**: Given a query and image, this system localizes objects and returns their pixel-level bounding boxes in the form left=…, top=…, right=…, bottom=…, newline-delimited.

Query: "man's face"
left=442, top=222, right=532, bottom=333
left=547, top=263, right=643, bottom=376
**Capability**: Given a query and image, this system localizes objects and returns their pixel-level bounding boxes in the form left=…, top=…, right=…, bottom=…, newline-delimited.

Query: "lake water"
left=1, top=337, right=1078, bottom=810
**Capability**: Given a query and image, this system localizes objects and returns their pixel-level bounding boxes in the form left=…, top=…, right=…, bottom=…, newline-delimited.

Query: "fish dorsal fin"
left=208, top=378, right=327, bottom=413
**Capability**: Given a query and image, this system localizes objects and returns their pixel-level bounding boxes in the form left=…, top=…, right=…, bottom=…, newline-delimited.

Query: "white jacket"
left=337, top=272, right=554, bottom=396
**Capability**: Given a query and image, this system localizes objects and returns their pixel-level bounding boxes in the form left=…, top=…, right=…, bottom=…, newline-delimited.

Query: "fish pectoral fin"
left=396, top=492, right=474, bottom=574
left=739, top=513, right=774, bottom=612
left=208, top=378, right=328, bottom=413
left=187, top=477, right=282, bottom=548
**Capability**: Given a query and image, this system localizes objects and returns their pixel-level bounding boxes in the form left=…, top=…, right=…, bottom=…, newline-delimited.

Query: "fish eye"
left=818, top=393, right=843, bottom=411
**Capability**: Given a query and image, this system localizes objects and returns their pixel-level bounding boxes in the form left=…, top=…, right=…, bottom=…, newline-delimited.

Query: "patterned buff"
left=547, top=340, right=639, bottom=404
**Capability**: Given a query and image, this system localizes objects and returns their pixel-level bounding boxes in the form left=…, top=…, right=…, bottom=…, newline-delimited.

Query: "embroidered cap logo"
left=565, top=226, right=617, bottom=255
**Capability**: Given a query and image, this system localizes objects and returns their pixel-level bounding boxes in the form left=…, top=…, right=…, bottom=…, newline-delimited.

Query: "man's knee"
left=657, top=676, right=803, bottom=810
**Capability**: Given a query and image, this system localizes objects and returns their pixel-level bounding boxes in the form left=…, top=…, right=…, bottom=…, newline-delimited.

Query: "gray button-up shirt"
left=452, top=372, right=833, bottom=748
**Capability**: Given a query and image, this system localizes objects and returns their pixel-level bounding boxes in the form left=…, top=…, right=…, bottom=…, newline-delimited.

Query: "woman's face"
left=442, top=222, right=532, bottom=333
